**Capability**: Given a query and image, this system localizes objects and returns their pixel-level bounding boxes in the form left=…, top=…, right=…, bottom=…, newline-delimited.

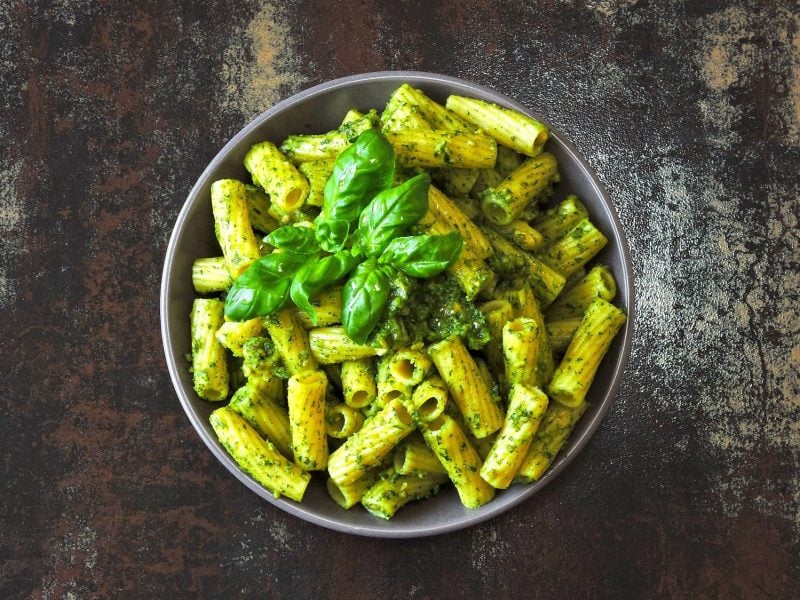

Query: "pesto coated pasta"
left=186, top=83, right=627, bottom=518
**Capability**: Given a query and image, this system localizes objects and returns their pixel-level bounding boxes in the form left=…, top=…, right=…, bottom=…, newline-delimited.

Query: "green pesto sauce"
left=369, top=274, right=490, bottom=350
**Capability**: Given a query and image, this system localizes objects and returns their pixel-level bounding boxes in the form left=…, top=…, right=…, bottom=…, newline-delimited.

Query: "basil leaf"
left=316, top=129, right=395, bottom=251
left=378, top=232, right=463, bottom=278
left=224, top=252, right=307, bottom=321
left=264, top=225, right=320, bottom=255
left=290, top=251, right=359, bottom=325
left=356, top=172, right=430, bottom=257
left=342, top=258, right=391, bottom=344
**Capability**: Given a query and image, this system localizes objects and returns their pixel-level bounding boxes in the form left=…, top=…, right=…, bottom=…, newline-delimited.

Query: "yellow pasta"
left=393, top=433, right=447, bottom=475
left=545, top=264, right=617, bottom=321
left=215, top=317, right=262, bottom=357
left=244, top=141, right=309, bottom=213
left=228, top=383, right=293, bottom=459
left=308, top=326, right=388, bottom=364
left=263, top=308, right=317, bottom=376
left=481, top=153, right=559, bottom=226
left=192, top=257, right=233, bottom=294
left=210, top=179, right=261, bottom=278
left=287, top=370, right=329, bottom=471
left=341, top=358, right=377, bottom=409
left=406, top=376, right=449, bottom=423
left=386, top=348, right=432, bottom=387
left=362, top=468, right=449, bottom=519
left=385, top=130, right=497, bottom=169
left=191, top=298, right=229, bottom=401
left=325, top=403, right=365, bottom=439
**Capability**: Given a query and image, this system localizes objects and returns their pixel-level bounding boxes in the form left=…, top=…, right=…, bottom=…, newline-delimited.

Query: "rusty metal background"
left=1, top=1, right=798, bottom=597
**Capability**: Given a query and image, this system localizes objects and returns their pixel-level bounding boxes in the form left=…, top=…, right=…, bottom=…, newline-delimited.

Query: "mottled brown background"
left=2, top=0, right=798, bottom=598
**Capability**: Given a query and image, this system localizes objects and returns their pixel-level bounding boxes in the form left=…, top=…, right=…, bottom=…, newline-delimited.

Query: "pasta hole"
left=392, top=402, right=413, bottom=426
left=534, top=131, right=548, bottom=149
left=425, top=415, right=446, bottom=432
left=599, top=269, right=616, bottom=297
left=392, top=359, right=415, bottom=382
left=205, top=389, right=222, bottom=401
left=383, top=389, right=403, bottom=403
left=349, top=390, right=370, bottom=408
left=283, top=188, right=304, bottom=211
left=483, top=202, right=508, bottom=225
left=327, top=410, right=345, bottom=434
left=418, top=397, right=440, bottom=420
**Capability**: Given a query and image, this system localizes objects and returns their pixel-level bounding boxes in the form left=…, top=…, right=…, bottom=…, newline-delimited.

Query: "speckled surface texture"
left=2, top=0, right=798, bottom=597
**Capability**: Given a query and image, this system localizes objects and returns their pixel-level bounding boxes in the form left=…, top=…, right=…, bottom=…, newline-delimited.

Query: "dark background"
left=2, top=0, right=798, bottom=597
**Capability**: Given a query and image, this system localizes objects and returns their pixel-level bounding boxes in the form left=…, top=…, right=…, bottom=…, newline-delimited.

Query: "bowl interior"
left=161, top=72, right=634, bottom=537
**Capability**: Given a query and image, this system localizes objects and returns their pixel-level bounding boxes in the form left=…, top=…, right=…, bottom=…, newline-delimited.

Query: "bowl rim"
left=160, top=70, right=635, bottom=538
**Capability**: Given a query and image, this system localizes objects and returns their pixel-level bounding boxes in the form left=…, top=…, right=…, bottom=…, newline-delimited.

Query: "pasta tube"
left=533, top=195, right=589, bottom=246
left=481, top=153, right=559, bottom=225
left=326, top=469, right=380, bottom=510
left=279, top=110, right=379, bottom=163
left=192, top=257, right=232, bottom=294
left=494, top=144, right=525, bottom=177
left=421, top=414, right=495, bottom=509
left=470, top=167, right=504, bottom=199
left=376, top=354, right=413, bottom=408
left=485, top=229, right=566, bottom=307
left=297, top=159, right=335, bottom=207
left=264, top=308, right=317, bottom=376
left=388, top=84, right=474, bottom=132
left=287, top=370, right=329, bottom=471
left=191, top=298, right=229, bottom=401
left=325, top=403, right=365, bottom=439
left=385, top=130, right=497, bottom=169
left=515, top=402, right=588, bottom=482
left=308, top=326, right=388, bottom=364
left=327, top=399, right=416, bottom=486
left=210, top=179, right=261, bottom=278
left=341, top=358, right=377, bottom=409
left=548, top=299, right=626, bottom=407
left=362, top=468, right=449, bottom=520
left=489, top=221, right=544, bottom=251
left=243, top=184, right=280, bottom=233
left=215, top=317, right=262, bottom=357
left=479, top=299, right=515, bottom=374
left=428, top=337, right=503, bottom=439
left=502, top=318, right=545, bottom=388
left=545, top=265, right=617, bottom=321
left=394, top=433, right=446, bottom=475
left=387, top=348, right=432, bottom=387
left=538, top=218, right=609, bottom=278
left=425, top=185, right=493, bottom=260
left=244, top=141, right=309, bottom=213
left=406, top=376, right=449, bottom=424
left=545, top=318, right=582, bottom=355
left=209, top=407, right=310, bottom=502
left=228, top=383, right=292, bottom=459
left=293, top=286, right=343, bottom=329
left=480, top=383, right=549, bottom=489
left=445, top=95, right=550, bottom=157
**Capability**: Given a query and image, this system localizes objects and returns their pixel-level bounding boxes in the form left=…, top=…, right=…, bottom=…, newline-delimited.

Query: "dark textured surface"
left=2, top=0, right=798, bottom=597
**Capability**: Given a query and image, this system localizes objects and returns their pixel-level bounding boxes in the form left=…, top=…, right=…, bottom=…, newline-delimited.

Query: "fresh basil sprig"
left=354, top=172, right=430, bottom=258
left=264, top=225, right=320, bottom=255
left=224, top=252, right=309, bottom=321
left=342, top=258, right=393, bottom=345
left=378, top=231, right=463, bottom=278
left=315, top=129, right=395, bottom=252
left=290, top=251, right=359, bottom=326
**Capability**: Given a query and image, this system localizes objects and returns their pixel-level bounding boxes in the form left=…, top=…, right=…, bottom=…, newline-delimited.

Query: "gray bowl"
left=160, top=72, right=634, bottom=538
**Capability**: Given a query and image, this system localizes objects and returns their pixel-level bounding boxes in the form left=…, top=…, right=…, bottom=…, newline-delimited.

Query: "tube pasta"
left=279, top=110, right=380, bottom=163
left=327, top=399, right=416, bottom=486
left=215, top=318, right=262, bottom=357
left=326, top=470, right=381, bottom=510
left=480, top=383, right=549, bottom=489
left=385, top=130, right=497, bottom=169
left=538, top=218, right=608, bottom=278
left=362, top=468, right=449, bottom=519
left=192, top=257, right=232, bottom=294
left=228, top=383, right=293, bottom=459
left=191, top=298, right=229, bottom=401
left=210, top=407, right=310, bottom=502
left=502, top=318, right=544, bottom=388
left=445, top=95, right=550, bottom=157
left=325, top=403, right=365, bottom=439
left=243, top=184, right=280, bottom=233
left=515, top=402, right=588, bottom=483
left=406, top=376, right=449, bottom=424
left=264, top=308, right=317, bottom=376
left=287, top=370, right=329, bottom=471
left=428, top=337, right=503, bottom=439
left=244, top=141, right=309, bottom=213
left=297, top=159, right=335, bottom=207
left=376, top=354, right=413, bottom=408
left=545, top=317, right=582, bottom=355
left=548, top=299, right=626, bottom=407
left=387, top=348, right=432, bottom=387
left=489, top=221, right=544, bottom=251
left=533, top=195, right=589, bottom=246
left=485, top=229, right=566, bottom=306
left=481, top=153, right=559, bottom=226
left=210, top=179, right=262, bottom=278
left=308, top=326, right=388, bottom=364
left=421, top=414, right=495, bottom=509
left=293, top=286, right=343, bottom=329
left=479, top=299, right=515, bottom=374
left=545, top=265, right=617, bottom=321
left=341, top=358, right=377, bottom=409
left=394, top=433, right=447, bottom=475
